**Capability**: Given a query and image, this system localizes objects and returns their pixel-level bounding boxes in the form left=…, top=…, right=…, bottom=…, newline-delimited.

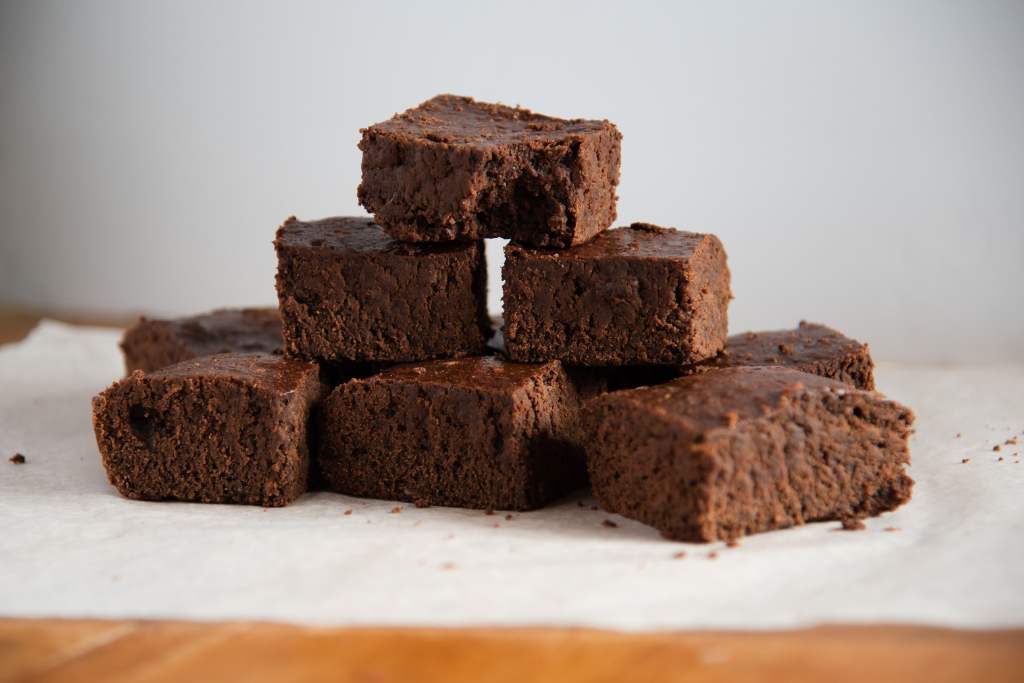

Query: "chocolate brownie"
left=120, top=308, right=282, bottom=373
left=692, top=322, right=875, bottom=390
left=585, top=366, right=913, bottom=542
left=275, top=216, right=489, bottom=362
left=503, top=223, right=731, bottom=366
left=317, top=357, right=585, bottom=511
left=358, top=94, right=621, bottom=248
left=93, top=353, right=325, bottom=507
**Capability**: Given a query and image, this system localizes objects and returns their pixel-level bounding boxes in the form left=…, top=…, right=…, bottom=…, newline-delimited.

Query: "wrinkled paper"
left=1, top=321, right=1022, bottom=630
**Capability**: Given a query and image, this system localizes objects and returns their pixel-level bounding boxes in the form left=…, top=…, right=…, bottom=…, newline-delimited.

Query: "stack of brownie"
left=93, top=95, right=913, bottom=542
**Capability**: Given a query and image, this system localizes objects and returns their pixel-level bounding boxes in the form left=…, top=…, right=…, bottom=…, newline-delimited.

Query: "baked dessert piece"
left=317, top=357, right=585, bottom=511
left=691, top=322, right=875, bottom=390
left=585, top=366, right=914, bottom=542
left=275, top=216, right=489, bottom=362
left=93, top=353, right=325, bottom=507
left=358, top=94, right=621, bottom=248
left=120, top=308, right=282, bottom=373
left=503, top=223, right=731, bottom=366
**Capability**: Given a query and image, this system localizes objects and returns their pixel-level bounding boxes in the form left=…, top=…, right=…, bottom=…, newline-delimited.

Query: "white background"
left=1, top=0, right=1022, bottom=363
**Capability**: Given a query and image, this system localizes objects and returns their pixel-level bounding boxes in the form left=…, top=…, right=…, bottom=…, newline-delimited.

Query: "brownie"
left=274, top=216, right=490, bottom=362
left=691, top=322, right=875, bottom=390
left=93, top=353, right=325, bottom=507
left=357, top=94, right=621, bottom=248
left=585, top=366, right=914, bottom=542
left=503, top=223, right=731, bottom=366
left=120, top=308, right=282, bottom=373
left=316, top=357, right=586, bottom=511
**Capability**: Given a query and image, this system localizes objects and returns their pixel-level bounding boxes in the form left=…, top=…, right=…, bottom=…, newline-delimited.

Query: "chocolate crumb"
left=485, top=509, right=495, bottom=516
left=884, top=526, right=900, bottom=532
left=961, top=458, right=971, bottom=464
left=708, top=551, right=718, bottom=560
left=343, top=509, right=352, bottom=516
left=998, top=456, right=1004, bottom=462
left=725, top=538, right=739, bottom=548
left=8, top=453, right=25, bottom=465
left=1006, top=438, right=1018, bottom=446
left=841, top=518, right=866, bottom=531
left=601, top=519, right=618, bottom=528
left=993, top=445, right=1001, bottom=452
left=504, top=514, right=513, bottom=521
left=390, top=506, right=402, bottom=514
left=414, top=499, right=431, bottom=508
left=673, top=551, right=687, bottom=559
left=777, top=343, right=794, bottom=356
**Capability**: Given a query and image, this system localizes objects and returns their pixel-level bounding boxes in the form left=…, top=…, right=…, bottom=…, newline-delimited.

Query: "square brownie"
left=692, top=322, right=875, bottom=390
left=120, top=307, right=282, bottom=373
left=358, top=94, right=621, bottom=248
left=316, top=357, right=586, bottom=511
left=503, top=223, right=731, bottom=366
left=93, top=353, right=325, bottom=507
left=275, top=216, right=490, bottom=362
left=584, top=366, right=914, bottom=542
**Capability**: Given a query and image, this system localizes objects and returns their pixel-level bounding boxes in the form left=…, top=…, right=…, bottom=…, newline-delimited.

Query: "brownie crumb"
left=485, top=509, right=495, bottom=516
left=390, top=506, right=402, bottom=514
left=413, top=499, right=431, bottom=508
left=961, top=458, right=971, bottom=464
left=1006, top=438, right=1018, bottom=446
left=441, top=562, right=456, bottom=571
left=993, top=445, right=1001, bottom=452
left=504, top=514, right=514, bottom=521
left=725, top=538, right=739, bottom=548
left=884, top=526, right=900, bottom=532
left=343, top=509, right=353, bottom=516
left=998, top=456, right=1004, bottom=462
left=8, top=453, right=25, bottom=465
left=673, top=551, right=687, bottom=559
left=777, top=343, right=794, bottom=356
left=840, top=518, right=866, bottom=531
left=602, top=519, right=619, bottom=528
left=708, top=551, right=719, bottom=560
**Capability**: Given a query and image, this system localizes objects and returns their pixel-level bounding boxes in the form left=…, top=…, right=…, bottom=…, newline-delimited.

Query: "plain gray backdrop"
left=1, top=0, right=1022, bottom=362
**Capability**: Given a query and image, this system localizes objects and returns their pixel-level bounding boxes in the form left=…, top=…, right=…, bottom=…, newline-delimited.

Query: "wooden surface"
left=1, top=310, right=1021, bottom=681
left=1, top=620, right=1021, bottom=683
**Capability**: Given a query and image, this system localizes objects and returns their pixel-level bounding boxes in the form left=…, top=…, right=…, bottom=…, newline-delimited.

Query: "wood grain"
left=1, top=620, right=1021, bottom=683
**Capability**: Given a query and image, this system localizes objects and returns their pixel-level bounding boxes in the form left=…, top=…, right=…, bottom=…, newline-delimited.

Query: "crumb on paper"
left=390, top=506, right=402, bottom=514
left=998, top=456, right=1004, bottom=462
left=8, top=453, right=26, bottom=465
left=961, top=458, right=971, bottom=464
left=485, top=509, right=495, bottom=516
left=673, top=551, right=687, bottom=560
left=1006, top=438, right=1018, bottom=446
left=884, top=527, right=900, bottom=532
left=602, top=519, right=618, bottom=528
left=840, top=518, right=866, bottom=531
left=343, top=509, right=352, bottom=516
left=504, top=514, right=513, bottom=521
left=708, top=551, right=718, bottom=560
left=414, top=499, right=431, bottom=508
left=993, top=445, right=1001, bottom=452
left=725, top=538, right=739, bottom=548
left=441, top=562, right=456, bottom=571
left=955, top=432, right=961, bottom=438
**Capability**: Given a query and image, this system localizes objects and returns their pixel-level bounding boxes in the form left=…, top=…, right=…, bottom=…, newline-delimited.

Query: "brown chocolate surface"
left=691, top=322, right=874, bottom=390
left=316, top=357, right=586, bottom=511
left=585, top=366, right=914, bottom=542
left=503, top=223, right=731, bottom=366
left=93, top=352, right=325, bottom=507
left=274, top=216, right=490, bottom=363
left=120, top=308, right=282, bottom=373
left=358, top=95, right=621, bottom=248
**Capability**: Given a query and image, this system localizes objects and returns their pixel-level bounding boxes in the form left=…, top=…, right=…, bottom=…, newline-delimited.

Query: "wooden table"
left=1, top=310, right=1021, bottom=682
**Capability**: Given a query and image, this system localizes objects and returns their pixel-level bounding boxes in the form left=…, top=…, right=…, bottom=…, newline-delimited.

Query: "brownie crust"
left=93, top=353, right=325, bottom=507
left=503, top=223, right=731, bottom=366
left=120, top=308, right=282, bottom=373
left=358, top=95, right=621, bottom=248
left=691, top=322, right=875, bottom=390
left=585, top=366, right=913, bottom=542
left=316, top=357, right=586, bottom=511
left=274, top=216, right=490, bottom=363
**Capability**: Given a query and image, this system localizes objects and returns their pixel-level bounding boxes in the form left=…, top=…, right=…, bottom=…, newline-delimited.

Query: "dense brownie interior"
left=120, top=308, right=282, bottom=373
left=316, top=357, right=586, bottom=511
left=585, top=366, right=913, bottom=542
left=93, top=353, right=325, bottom=507
left=358, top=95, right=621, bottom=248
left=503, top=223, right=731, bottom=366
left=275, top=216, right=490, bottom=362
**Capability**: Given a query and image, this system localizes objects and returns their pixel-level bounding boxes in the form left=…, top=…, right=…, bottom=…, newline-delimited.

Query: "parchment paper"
left=1, top=321, right=1021, bottom=630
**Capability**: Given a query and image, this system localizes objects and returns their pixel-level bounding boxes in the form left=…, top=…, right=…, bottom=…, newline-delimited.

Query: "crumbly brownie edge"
left=683, top=234, right=731, bottom=363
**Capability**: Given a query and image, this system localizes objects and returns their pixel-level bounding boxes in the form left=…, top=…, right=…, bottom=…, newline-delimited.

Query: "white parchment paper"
left=1, top=321, right=1022, bottom=630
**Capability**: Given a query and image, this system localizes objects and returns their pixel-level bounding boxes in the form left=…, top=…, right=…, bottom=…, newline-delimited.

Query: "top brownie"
left=120, top=308, right=282, bottom=373
left=695, top=322, right=875, bottom=390
left=358, top=94, right=621, bottom=248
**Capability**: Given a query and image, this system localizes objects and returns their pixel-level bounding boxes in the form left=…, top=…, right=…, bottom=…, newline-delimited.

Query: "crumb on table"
left=9, top=453, right=26, bottom=464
